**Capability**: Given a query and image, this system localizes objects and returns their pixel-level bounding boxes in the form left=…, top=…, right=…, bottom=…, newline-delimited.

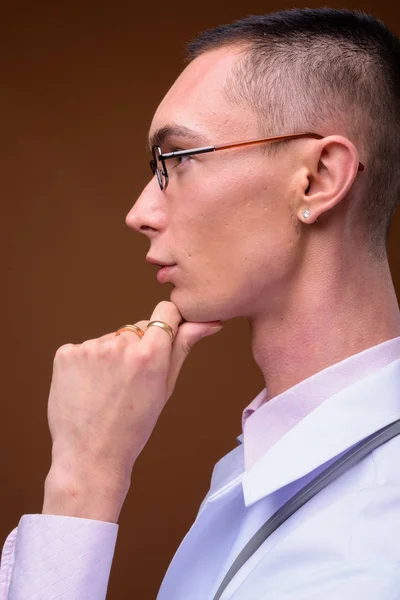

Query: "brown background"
left=1, top=0, right=399, bottom=598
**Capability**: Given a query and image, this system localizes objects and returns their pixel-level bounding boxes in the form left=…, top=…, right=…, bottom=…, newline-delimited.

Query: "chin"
left=169, top=287, right=212, bottom=322
left=169, top=287, right=239, bottom=323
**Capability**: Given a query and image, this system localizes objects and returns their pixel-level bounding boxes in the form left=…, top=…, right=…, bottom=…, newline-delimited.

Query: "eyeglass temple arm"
left=214, top=134, right=364, bottom=171
left=159, top=135, right=319, bottom=159
left=160, top=134, right=364, bottom=171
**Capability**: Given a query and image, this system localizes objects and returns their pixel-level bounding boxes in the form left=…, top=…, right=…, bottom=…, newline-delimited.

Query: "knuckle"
left=54, top=343, right=75, bottom=361
left=136, top=345, right=154, bottom=366
left=80, top=339, right=98, bottom=355
left=99, top=340, right=118, bottom=360
left=82, top=339, right=119, bottom=361
left=134, top=343, right=160, bottom=370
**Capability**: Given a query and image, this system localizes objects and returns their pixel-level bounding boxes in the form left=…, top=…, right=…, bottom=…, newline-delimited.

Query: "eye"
left=177, top=154, right=192, bottom=166
left=171, top=153, right=193, bottom=170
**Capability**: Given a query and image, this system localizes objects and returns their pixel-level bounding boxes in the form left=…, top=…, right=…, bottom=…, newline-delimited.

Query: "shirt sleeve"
left=0, top=514, right=118, bottom=600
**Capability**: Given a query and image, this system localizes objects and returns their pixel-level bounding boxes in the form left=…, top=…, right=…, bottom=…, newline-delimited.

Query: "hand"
left=42, top=301, right=223, bottom=522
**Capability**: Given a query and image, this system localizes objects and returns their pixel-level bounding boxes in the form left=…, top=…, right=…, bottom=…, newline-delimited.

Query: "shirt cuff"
left=1, top=514, right=118, bottom=600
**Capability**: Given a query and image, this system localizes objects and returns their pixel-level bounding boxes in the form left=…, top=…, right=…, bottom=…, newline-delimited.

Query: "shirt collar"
left=241, top=335, right=400, bottom=470
left=243, top=357, right=400, bottom=506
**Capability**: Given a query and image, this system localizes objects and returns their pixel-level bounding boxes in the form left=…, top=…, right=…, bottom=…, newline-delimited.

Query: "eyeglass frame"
left=150, top=132, right=365, bottom=191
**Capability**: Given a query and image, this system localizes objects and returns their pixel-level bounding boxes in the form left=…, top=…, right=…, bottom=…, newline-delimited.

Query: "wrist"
left=42, top=465, right=130, bottom=523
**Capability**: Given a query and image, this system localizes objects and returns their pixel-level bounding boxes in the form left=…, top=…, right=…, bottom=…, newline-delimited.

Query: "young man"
left=2, top=7, right=400, bottom=599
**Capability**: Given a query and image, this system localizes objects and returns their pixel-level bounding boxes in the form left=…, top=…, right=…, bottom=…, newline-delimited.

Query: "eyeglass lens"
left=151, top=146, right=167, bottom=190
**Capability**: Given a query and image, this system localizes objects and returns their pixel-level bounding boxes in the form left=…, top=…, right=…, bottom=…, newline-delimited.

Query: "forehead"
left=149, top=47, right=258, bottom=145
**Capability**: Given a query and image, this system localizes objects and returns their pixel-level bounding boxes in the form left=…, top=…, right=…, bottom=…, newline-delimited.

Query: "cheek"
left=169, top=182, right=234, bottom=257
left=170, top=218, right=301, bottom=322
left=170, top=159, right=297, bottom=277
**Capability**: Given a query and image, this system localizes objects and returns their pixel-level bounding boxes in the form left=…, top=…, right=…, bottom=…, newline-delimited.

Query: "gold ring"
left=146, top=321, right=175, bottom=342
left=115, top=324, right=145, bottom=338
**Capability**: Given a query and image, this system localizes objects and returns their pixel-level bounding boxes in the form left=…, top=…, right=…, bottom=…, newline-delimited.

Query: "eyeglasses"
left=150, top=132, right=365, bottom=191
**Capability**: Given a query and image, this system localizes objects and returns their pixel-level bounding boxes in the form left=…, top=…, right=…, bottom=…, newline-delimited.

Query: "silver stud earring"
left=302, top=209, right=311, bottom=219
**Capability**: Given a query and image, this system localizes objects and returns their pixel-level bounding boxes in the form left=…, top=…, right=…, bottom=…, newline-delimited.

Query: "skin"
left=43, top=46, right=400, bottom=522
left=127, top=47, right=400, bottom=397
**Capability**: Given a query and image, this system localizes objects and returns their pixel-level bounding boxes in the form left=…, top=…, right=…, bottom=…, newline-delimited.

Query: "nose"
left=125, top=177, right=167, bottom=237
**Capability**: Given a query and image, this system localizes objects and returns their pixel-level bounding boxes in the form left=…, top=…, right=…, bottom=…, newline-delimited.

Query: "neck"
left=249, top=255, right=400, bottom=401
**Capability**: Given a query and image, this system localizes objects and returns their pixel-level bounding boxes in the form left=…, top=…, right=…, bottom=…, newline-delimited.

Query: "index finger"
left=141, top=301, right=183, bottom=349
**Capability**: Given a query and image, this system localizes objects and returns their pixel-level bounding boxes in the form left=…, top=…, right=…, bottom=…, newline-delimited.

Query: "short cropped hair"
left=186, top=8, right=400, bottom=260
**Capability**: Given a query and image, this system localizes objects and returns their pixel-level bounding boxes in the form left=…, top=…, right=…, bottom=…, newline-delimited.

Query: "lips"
left=156, top=264, right=176, bottom=284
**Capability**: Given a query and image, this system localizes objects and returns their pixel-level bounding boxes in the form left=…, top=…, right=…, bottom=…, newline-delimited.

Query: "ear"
left=297, top=135, right=362, bottom=224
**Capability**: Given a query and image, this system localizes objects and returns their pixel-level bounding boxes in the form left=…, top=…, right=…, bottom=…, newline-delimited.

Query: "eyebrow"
left=148, top=124, right=208, bottom=151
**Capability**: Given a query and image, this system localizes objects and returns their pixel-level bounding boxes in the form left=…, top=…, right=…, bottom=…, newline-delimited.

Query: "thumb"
left=167, top=321, right=224, bottom=398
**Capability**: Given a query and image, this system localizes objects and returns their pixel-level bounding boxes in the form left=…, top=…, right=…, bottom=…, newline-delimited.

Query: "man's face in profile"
left=126, top=48, right=304, bottom=323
